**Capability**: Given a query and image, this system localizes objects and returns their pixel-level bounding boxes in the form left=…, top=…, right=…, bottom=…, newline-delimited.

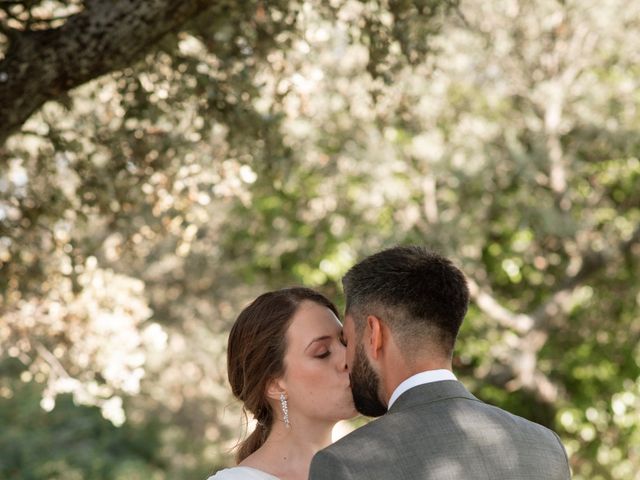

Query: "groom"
left=309, top=246, right=571, bottom=479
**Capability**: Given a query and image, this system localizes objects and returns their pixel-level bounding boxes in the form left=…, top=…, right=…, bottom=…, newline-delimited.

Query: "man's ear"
left=265, top=377, right=286, bottom=401
left=367, top=315, right=384, bottom=360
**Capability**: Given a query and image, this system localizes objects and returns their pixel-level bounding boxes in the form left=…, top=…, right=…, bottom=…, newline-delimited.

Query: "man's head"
left=342, top=245, right=470, bottom=416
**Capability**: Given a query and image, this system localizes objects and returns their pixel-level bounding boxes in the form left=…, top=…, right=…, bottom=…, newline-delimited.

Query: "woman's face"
left=278, top=300, right=356, bottom=425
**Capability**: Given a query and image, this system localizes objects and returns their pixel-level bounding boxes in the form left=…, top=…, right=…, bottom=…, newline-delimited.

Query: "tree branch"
left=0, top=0, right=216, bottom=148
left=470, top=223, right=640, bottom=333
left=422, top=174, right=439, bottom=223
left=467, top=277, right=534, bottom=333
left=468, top=224, right=640, bottom=401
left=530, top=223, right=640, bottom=326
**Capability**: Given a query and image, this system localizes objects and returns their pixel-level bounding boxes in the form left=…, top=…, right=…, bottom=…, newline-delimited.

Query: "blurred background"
left=1, top=0, right=639, bottom=479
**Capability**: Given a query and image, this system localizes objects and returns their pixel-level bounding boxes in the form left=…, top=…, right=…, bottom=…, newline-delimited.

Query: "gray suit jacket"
left=309, top=381, right=571, bottom=479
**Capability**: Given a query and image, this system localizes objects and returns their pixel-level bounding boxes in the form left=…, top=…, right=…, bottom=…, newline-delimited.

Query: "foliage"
left=0, top=359, right=167, bottom=480
left=1, top=0, right=639, bottom=479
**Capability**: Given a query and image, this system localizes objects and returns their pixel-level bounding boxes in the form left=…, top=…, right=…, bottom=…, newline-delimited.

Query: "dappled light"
left=1, top=0, right=639, bottom=478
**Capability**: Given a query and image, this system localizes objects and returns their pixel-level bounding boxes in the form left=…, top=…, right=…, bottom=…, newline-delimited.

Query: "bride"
left=208, top=287, right=356, bottom=480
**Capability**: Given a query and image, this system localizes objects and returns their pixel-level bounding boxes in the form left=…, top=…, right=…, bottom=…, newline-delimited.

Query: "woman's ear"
left=265, top=377, right=287, bottom=401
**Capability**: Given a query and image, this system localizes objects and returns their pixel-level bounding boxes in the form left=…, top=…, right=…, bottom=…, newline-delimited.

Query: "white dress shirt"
left=387, top=369, right=458, bottom=408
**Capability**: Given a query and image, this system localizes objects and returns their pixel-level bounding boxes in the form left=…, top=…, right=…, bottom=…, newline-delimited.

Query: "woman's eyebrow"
left=304, top=335, right=332, bottom=352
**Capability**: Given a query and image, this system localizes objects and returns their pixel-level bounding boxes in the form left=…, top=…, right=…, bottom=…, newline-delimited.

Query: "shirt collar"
left=387, top=369, right=457, bottom=408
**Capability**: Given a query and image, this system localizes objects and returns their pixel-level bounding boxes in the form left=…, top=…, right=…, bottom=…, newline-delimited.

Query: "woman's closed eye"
left=315, top=351, right=331, bottom=359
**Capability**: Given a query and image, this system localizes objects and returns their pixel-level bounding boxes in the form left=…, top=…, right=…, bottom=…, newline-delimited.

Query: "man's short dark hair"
left=342, top=245, right=470, bottom=357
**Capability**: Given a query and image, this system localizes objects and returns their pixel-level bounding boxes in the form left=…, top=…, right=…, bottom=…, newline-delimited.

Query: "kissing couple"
left=208, top=246, right=571, bottom=480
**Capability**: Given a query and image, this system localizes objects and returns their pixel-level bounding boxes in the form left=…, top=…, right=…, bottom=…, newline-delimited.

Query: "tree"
left=1, top=1, right=457, bottom=478
left=0, top=0, right=220, bottom=146
left=1, top=0, right=638, bottom=478
left=0, top=0, right=451, bottom=146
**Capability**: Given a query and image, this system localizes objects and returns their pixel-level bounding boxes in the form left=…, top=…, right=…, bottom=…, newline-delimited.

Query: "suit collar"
left=387, top=380, right=478, bottom=413
left=388, top=370, right=458, bottom=408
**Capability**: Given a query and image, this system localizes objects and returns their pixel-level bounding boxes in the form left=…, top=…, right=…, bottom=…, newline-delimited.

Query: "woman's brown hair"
left=227, top=287, right=339, bottom=463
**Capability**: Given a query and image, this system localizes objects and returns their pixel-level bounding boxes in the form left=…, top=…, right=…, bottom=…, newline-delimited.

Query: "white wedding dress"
left=207, top=466, right=280, bottom=479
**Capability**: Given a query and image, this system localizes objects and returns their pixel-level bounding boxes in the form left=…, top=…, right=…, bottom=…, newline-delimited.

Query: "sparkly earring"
left=280, top=392, right=290, bottom=428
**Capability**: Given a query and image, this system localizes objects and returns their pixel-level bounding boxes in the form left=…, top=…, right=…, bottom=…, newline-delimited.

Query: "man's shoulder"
left=313, top=399, right=571, bottom=480
left=310, top=417, right=397, bottom=478
left=479, top=401, right=562, bottom=438
left=326, top=394, right=565, bottom=454
left=323, top=416, right=390, bottom=457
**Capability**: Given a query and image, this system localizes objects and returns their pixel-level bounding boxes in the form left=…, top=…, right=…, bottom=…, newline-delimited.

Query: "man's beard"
left=349, top=343, right=388, bottom=417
